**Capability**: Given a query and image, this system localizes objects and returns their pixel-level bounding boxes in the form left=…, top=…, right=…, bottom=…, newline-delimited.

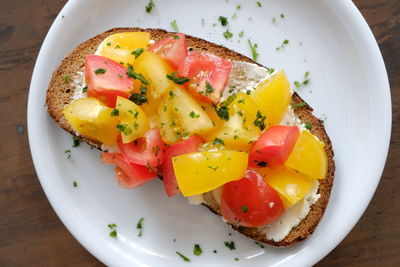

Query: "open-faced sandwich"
left=46, top=28, right=335, bottom=247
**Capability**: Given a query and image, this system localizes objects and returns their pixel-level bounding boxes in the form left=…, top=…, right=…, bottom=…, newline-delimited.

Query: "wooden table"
left=0, top=0, right=398, bottom=265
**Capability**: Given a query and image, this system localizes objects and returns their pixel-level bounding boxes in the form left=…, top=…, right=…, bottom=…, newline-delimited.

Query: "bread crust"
left=46, top=28, right=335, bottom=247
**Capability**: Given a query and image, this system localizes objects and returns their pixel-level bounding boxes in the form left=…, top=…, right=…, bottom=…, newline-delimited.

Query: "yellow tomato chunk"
left=97, top=32, right=150, bottom=66
left=134, top=51, right=173, bottom=99
left=115, top=96, right=149, bottom=143
left=63, top=97, right=119, bottom=145
left=207, top=93, right=261, bottom=151
left=158, top=86, right=215, bottom=144
left=252, top=70, right=291, bottom=126
left=257, top=166, right=312, bottom=208
left=285, top=130, right=328, bottom=179
left=173, top=151, right=248, bottom=196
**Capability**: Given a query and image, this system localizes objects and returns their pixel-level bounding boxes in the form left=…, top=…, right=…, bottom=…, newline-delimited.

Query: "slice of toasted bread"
left=46, top=28, right=335, bottom=247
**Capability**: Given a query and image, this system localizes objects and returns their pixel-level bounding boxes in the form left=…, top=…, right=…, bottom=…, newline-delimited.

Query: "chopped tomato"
left=178, top=51, right=232, bottom=104
left=101, top=152, right=156, bottom=188
left=161, top=135, right=204, bottom=197
left=220, top=170, right=284, bottom=227
left=117, top=128, right=166, bottom=167
left=85, top=55, right=133, bottom=107
left=249, top=126, right=300, bottom=168
left=147, top=33, right=187, bottom=70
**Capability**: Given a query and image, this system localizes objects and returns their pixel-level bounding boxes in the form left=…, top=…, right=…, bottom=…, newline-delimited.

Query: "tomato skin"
left=161, top=135, right=204, bottom=197
left=147, top=33, right=188, bottom=70
left=117, top=128, right=166, bottom=167
left=220, top=170, right=284, bottom=227
left=85, top=55, right=133, bottom=107
left=249, top=126, right=300, bottom=168
left=101, top=152, right=156, bottom=188
left=178, top=51, right=232, bottom=104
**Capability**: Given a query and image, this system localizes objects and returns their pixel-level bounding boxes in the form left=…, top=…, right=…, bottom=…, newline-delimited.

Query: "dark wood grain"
left=0, top=0, right=398, bottom=266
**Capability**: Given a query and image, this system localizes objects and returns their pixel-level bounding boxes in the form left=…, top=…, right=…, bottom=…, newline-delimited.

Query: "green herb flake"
left=109, top=230, right=117, bottom=238
left=116, top=124, right=132, bottom=136
left=166, top=72, right=190, bottom=85
left=176, top=251, right=191, bottom=262
left=253, top=111, right=267, bottom=130
left=293, top=102, right=306, bottom=109
left=126, top=64, right=149, bottom=85
left=247, top=39, right=259, bottom=61
left=205, top=82, right=215, bottom=94
left=115, top=45, right=121, bottom=49
left=111, top=109, right=119, bottom=117
left=294, top=81, right=302, bottom=88
left=106, top=42, right=111, bottom=46
left=219, top=16, right=228, bottom=26
left=193, top=244, right=203, bottom=256
left=235, top=258, right=239, bottom=261
left=64, top=149, right=71, bottom=159
left=236, top=4, right=241, bottom=10
left=131, top=48, right=144, bottom=58
left=213, top=137, right=225, bottom=146
left=72, top=181, right=78, bottom=187
left=136, top=217, right=144, bottom=229
left=303, top=79, right=310, bottom=85
left=268, top=68, right=275, bottom=74
left=272, top=17, right=276, bottom=23
left=280, top=13, right=285, bottom=19
left=72, top=136, right=81, bottom=147
left=94, top=68, right=106, bottom=75
left=171, top=20, right=179, bottom=32
left=63, top=75, right=71, bottom=83
left=108, top=223, right=117, bottom=229
left=239, top=31, right=244, bottom=38
left=215, top=105, right=229, bottom=121
left=208, top=165, right=219, bottom=172
left=257, top=161, right=267, bottom=167
left=224, top=241, right=236, bottom=250
left=223, top=30, right=233, bottom=39
left=82, top=86, right=88, bottom=93
left=255, top=241, right=265, bottom=248
left=145, top=0, right=155, bottom=13
left=241, top=205, right=248, bottom=213
left=172, top=34, right=180, bottom=40
left=189, top=111, right=200, bottom=118
left=304, top=122, right=313, bottom=130
left=257, top=2, right=262, bottom=7
left=246, top=90, right=251, bottom=95
left=304, top=71, right=310, bottom=79
left=129, top=93, right=148, bottom=105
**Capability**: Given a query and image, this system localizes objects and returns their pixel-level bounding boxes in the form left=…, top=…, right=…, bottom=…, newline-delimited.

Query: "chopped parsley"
left=166, top=72, right=190, bottom=85
left=106, top=42, right=111, bottom=46
left=224, top=241, right=236, bottom=250
left=253, top=111, right=267, bottom=130
left=115, top=45, right=121, bottom=49
left=170, top=20, right=179, bottom=32
left=72, top=136, right=81, bottom=147
left=172, top=34, right=180, bottom=40
left=116, top=124, right=133, bottom=136
left=236, top=4, right=241, bottom=10
left=294, top=81, right=302, bottom=88
left=219, top=16, right=228, bottom=26
left=110, top=108, right=119, bottom=117
left=64, top=149, right=71, bottom=159
left=294, top=72, right=311, bottom=88
left=235, top=258, right=239, bottom=261
left=223, top=30, right=233, bottom=39
left=213, top=137, right=225, bottom=146
left=208, top=165, right=219, bottom=172
left=117, top=74, right=123, bottom=78
left=108, top=223, right=117, bottom=238
left=94, top=68, right=106, bottom=75
left=176, top=251, right=191, bottom=262
left=145, top=0, right=155, bottom=13
left=280, top=13, right=285, bottom=19
left=189, top=111, right=200, bottom=118
left=241, top=205, right=248, bottom=213
left=272, top=17, right=277, bottom=23
left=131, top=48, right=144, bottom=58
left=136, top=217, right=144, bottom=237
left=293, top=102, right=306, bottom=109
left=82, top=86, right=88, bottom=93
left=193, top=244, right=203, bottom=256
left=304, top=122, right=313, bottom=130
left=247, top=39, right=259, bottom=61
left=215, top=106, right=229, bottom=121
left=63, top=75, right=70, bottom=83
left=255, top=241, right=265, bottom=248
left=256, top=2, right=262, bottom=7
left=268, top=68, right=275, bottom=74
left=205, top=82, right=215, bottom=94
left=257, top=161, right=267, bottom=167
left=126, top=64, right=149, bottom=85
left=239, top=31, right=244, bottom=38
left=72, top=181, right=78, bottom=187
left=276, top=39, right=289, bottom=51
left=129, top=86, right=148, bottom=105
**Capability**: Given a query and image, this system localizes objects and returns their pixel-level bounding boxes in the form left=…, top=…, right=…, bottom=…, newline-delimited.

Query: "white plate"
left=28, top=0, right=391, bottom=266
